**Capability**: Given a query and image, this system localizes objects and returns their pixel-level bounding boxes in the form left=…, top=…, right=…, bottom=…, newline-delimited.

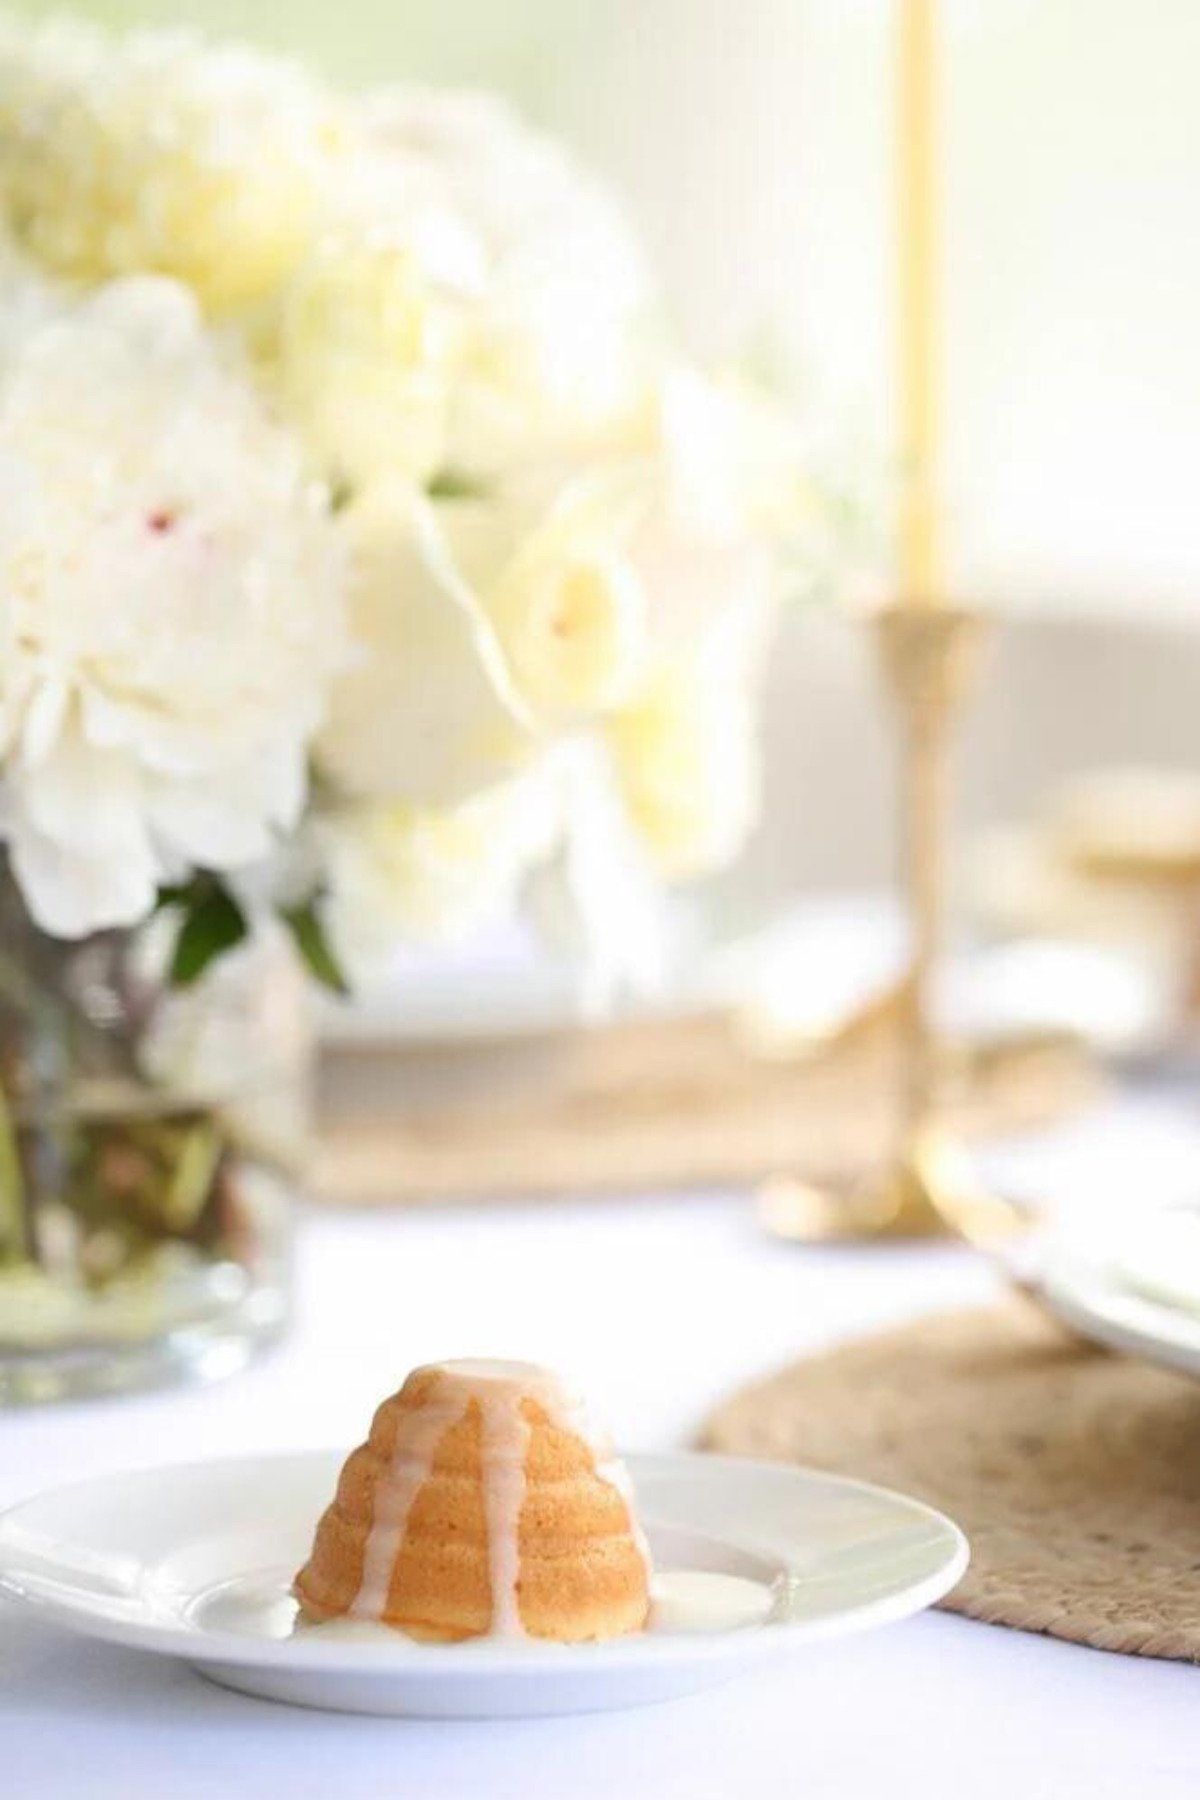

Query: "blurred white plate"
left=0, top=1450, right=967, bottom=1718
left=1041, top=1205, right=1200, bottom=1380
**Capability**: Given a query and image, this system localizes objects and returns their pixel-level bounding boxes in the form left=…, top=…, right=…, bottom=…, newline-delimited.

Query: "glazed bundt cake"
left=294, top=1359, right=651, bottom=1642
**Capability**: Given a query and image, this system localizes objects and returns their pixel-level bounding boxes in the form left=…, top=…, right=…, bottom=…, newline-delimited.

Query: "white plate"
left=1042, top=1207, right=1200, bottom=1381
left=0, top=1450, right=967, bottom=1718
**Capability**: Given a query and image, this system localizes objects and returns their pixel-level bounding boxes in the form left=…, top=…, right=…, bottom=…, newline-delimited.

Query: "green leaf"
left=279, top=898, right=350, bottom=996
left=427, top=467, right=489, bottom=502
left=154, top=879, right=198, bottom=912
left=169, top=884, right=248, bottom=987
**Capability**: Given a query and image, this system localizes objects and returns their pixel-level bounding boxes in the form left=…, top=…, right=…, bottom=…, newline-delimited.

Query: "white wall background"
left=554, top=0, right=1200, bottom=622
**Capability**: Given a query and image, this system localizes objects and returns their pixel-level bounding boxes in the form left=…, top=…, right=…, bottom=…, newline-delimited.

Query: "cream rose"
left=318, top=776, right=555, bottom=973
left=316, top=479, right=533, bottom=807
left=606, top=609, right=768, bottom=881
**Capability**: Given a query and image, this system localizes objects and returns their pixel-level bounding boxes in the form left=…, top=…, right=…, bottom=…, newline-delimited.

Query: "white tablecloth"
left=5, top=1089, right=1200, bottom=1799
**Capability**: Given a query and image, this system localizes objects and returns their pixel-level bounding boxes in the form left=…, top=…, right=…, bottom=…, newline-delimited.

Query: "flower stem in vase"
left=0, top=1069, right=30, bottom=1268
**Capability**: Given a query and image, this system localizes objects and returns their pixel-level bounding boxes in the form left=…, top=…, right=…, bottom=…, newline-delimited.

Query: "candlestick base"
left=757, top=595, right=995, bottom=1246
left=757, top=1126, right=1016, bottom=1245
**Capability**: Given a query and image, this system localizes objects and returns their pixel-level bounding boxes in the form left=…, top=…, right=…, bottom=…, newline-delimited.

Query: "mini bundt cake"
left=294, top=1359, right=651, bottom=1642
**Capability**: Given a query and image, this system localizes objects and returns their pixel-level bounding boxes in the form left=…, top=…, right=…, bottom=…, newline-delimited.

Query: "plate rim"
left=1041, top=1258, right=1200, bottom=1381
left=0, top=1447, right=969, bottom=1675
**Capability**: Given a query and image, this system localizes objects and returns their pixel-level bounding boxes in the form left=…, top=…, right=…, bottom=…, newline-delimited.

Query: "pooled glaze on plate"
left=299, top=1568, right=777, bottom=1645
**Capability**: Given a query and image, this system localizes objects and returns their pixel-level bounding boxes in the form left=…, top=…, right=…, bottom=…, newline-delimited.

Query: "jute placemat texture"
left=704, top=1303, right=1200, bottom=1661
left=313, top=1012, right=1098, bottom=1205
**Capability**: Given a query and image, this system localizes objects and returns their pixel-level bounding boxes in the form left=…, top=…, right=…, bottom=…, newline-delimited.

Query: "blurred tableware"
left=716, top=901, right=1167, bottom=1065
left=322, top=893, right=1149, bottom=1061
left=0, top=1449, right=967, bottom=1718
left=1051, top=767, right=1200, bottom=885
left=315, top=994, right=1097, bottom=1209
left=966, top=765, right=1200, bottom=1061
left=934, top=1193, right=1200, bottom=1364
left=1038, top=1204, right=1200, bottom=1381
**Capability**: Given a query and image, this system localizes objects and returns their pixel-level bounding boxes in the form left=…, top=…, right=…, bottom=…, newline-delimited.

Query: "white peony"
left=356, top=86, right=653, bottom=474
left=357, top=88, right=644, bottom=286
left=0, top=272, right=344, bottom=937
left=0, top=19, right=342, bottom=312
left=272, top=236, right=462, bottom=490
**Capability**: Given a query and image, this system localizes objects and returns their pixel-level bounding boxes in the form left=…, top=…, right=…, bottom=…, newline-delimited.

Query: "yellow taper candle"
left=897, top=0, right=940, bottom=604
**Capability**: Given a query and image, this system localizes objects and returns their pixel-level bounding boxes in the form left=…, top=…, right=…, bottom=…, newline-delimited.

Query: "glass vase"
left=0, top=873, right=310, bottom=1403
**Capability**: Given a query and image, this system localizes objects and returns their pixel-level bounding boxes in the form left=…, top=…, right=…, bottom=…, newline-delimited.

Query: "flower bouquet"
left=0, top=18, right=812, bottom=1393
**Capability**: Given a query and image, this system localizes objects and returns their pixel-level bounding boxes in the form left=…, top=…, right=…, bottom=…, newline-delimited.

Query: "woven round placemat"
left=703, top=1304, right=1200, bottom=1660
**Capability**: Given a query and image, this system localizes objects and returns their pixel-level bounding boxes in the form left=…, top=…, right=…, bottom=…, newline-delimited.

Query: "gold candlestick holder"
left=760, top=596, right=1011, bottom=1242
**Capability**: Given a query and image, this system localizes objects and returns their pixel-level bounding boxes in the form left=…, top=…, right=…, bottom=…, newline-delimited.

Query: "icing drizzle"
left=349, top=1385, right=465, bottom=1621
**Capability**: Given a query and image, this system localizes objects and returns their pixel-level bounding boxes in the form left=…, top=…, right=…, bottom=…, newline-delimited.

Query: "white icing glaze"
left=437, top=1358, right=545, bottom=1380
left=350, top=1385, right=466, bottom=1621
left=539, top=1380, right=655, bottom=1592
left=649, top=1571, right=775, bottom=1633
left=350, top=1360, right=652, bottom=1640
left=475, top=1380, right=532, bottom=1638
left=593, top=1453, right=654, bottom=1588
left=296, top=1617, right=411, bottom=1645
